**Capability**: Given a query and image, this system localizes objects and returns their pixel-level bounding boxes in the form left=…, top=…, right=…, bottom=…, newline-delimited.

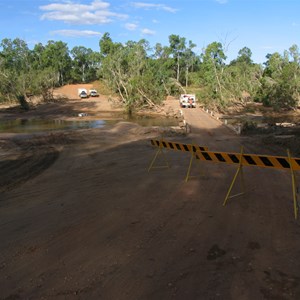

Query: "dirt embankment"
left=1, top=85, right=300, bottom=299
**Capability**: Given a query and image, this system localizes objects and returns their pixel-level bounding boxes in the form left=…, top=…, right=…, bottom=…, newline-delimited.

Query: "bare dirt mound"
left=53, top=84, right=95, bottom=100
left=0, top=84, right=123, bottom=121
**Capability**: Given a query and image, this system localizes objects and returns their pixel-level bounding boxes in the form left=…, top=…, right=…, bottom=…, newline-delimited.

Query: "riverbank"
left=1, top=86, right=300, bottom=157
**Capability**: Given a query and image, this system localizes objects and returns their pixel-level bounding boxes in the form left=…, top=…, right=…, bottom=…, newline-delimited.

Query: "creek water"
left=221, top=114, right=300, bottom=125
left=0, top=115, right=178, bottom=133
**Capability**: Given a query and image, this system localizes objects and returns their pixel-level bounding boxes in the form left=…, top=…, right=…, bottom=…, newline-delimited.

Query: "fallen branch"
left=137, top=88, right=160, bottom=110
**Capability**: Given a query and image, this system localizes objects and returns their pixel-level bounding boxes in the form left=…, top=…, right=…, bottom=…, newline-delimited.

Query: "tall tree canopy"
left=0, top=34, right=299, bottom=111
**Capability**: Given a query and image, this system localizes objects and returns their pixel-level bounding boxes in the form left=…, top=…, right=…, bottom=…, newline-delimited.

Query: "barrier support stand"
left=148, top=136, right=170, bottom=172
left=287, top=149, right=298, bottom=219
left=185, top=141, right=199, bottom=182
left=223, top=146, right=245, bottom=206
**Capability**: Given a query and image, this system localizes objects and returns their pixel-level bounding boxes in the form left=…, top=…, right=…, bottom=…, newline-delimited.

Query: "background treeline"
left=0, top=34, right=300, bottom=112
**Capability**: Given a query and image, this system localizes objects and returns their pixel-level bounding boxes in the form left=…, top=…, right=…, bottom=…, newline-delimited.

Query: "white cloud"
left=141, top=28, right=155, bottom=35
left=40, top=0, right=128, bottom=25
left=131, top=2, right=177, bottom=13
left=125, top=23, right=138, bottom=31
left=50, top=29, right=102, bottom=37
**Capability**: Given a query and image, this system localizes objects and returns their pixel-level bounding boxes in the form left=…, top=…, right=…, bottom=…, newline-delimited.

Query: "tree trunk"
left=185, top=66, right=189, bottom=88
left=82, top=65, right=85, bottom=83
left=177, top=55, right=180, bottom=82
left=162, top=79, right=170, bottom=95
left=17, top=94, right=30, bottom=110
left=213, top=62, right=224, bottom=102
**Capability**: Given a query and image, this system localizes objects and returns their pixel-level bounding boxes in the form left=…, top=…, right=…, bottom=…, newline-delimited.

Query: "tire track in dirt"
left=0, top=133, right=78, bottom=193
left=0, top=146, right=59, bottom=193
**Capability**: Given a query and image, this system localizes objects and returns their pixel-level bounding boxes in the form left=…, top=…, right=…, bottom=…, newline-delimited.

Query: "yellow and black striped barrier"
left=194, top=150, right=300, bottom=171
left=148, top=139, right=208, bottom=172
left=150, top=139, right=208, bottom=153
left=150, top=138, right=300, bottom=170
left=194, top=148, right=299, bottom=219
left=149, top=138, right=300, bottom=219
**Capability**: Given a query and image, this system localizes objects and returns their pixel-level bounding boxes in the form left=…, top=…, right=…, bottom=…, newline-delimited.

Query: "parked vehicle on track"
left=179, top=94, right=196, bottom=108
left=89, top=89, right=99, bottom=97
left=78, top=88, right=89, bottom=99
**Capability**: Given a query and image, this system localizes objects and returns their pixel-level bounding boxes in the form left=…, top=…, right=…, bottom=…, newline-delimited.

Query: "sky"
left=0, top=0, right=300, bottom=64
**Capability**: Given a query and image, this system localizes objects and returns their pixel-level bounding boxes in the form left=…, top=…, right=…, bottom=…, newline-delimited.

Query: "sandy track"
left=0, top=96, right=300, bottom=299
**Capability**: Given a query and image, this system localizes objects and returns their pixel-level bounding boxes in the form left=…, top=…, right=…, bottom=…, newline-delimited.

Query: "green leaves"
left=0, top=38, right=103, bottom=107
left=1, top=33, right=299, bottom=112
left=70, top=46, right=100, bottom=83
left=99, top=37, right=166, bottom=113
left=258, top=47, right=300, bottom=109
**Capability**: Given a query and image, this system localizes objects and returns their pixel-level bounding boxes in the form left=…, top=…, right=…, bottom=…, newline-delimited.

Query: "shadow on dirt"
left=0, top=132, right=79, bottom=192
left=0, top=99, right=100, bottom=120
left=1, top=121, right=300, bottom=300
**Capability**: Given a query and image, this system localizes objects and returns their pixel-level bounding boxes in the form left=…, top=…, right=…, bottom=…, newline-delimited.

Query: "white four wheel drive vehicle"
left=89, top=89, right=99, bottom=97
left=180, top=94, right=196, bottom=108
left=78, top=88, right=89, bottom=99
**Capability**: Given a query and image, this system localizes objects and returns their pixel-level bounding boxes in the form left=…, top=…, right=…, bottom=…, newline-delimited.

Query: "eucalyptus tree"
left=263, top=52, right=286, bottom=77
left=226, top=47, right=262, bottom=102
left=168, top=34, right=186, bottom=82
left=41, top=40, right=72, bottom=85
left=31, top=43, right=45, bottom=70
left=99, top=37, right=137, bottom=111
left=99, top=35, right=166, bottom=113
left=236, top=47, right=253, bottom=65
left=262, top=54, right=287, bottom=108
left=276, top=45, right=300, bottom=108
left=29, top=42, right=61, bottom=100
left=200, top=41, right=227, bottom=107
left=70, top=46, right=100, bottom=83
left=183, top=40, right=197, bottom=87
left=258, top=46, right=300, bottom=109
left=99, top=32, right=116, bottom=57
left=287, top=45, right=300, bottom=92
left=154, top=42, right=171, bottom=59
left=0, top=38, right=70, bottom=106
left=0, top=38, right=33, bottom=108
left=152, top=43, right=176, bottom=94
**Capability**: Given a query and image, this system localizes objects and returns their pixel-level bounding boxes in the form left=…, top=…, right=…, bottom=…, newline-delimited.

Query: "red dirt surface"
left=0, top=85, right=300, bottom=299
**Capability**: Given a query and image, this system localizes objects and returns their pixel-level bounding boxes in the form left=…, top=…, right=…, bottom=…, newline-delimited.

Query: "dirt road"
left=1, top=99, right=300, bottom=299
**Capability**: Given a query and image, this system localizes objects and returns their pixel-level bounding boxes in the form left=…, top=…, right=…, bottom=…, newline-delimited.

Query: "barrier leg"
left=148, top=141, right=170, bottom=172
left=240, top=164, right=245, bottom=194
left=185, top=151, right=195, bottom=182
left=287, top=149, right=298, bottom=219
left=185, top=141, right=203, bottom=182
left=223, top=146, right=245, bottom=206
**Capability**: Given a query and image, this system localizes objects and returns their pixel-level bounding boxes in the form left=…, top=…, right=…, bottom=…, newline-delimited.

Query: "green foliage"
left=0, top=37, right=102, bottom=108
left=70, top=46, right=100, bottom=83
left=199, top=42, right=227, bottom=108
left=231, top=47, right=253, bottom=65
left=98, top=34, right=179, bottom=113
left=197, top=43, right=264, bottom=110
left=255, top=46, right=300, bottom=109
left=1, top=34, right=300, bottom=113
left=40, top=41, right=72, bottom=85
left=0, top=38, right=34, bottom=108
